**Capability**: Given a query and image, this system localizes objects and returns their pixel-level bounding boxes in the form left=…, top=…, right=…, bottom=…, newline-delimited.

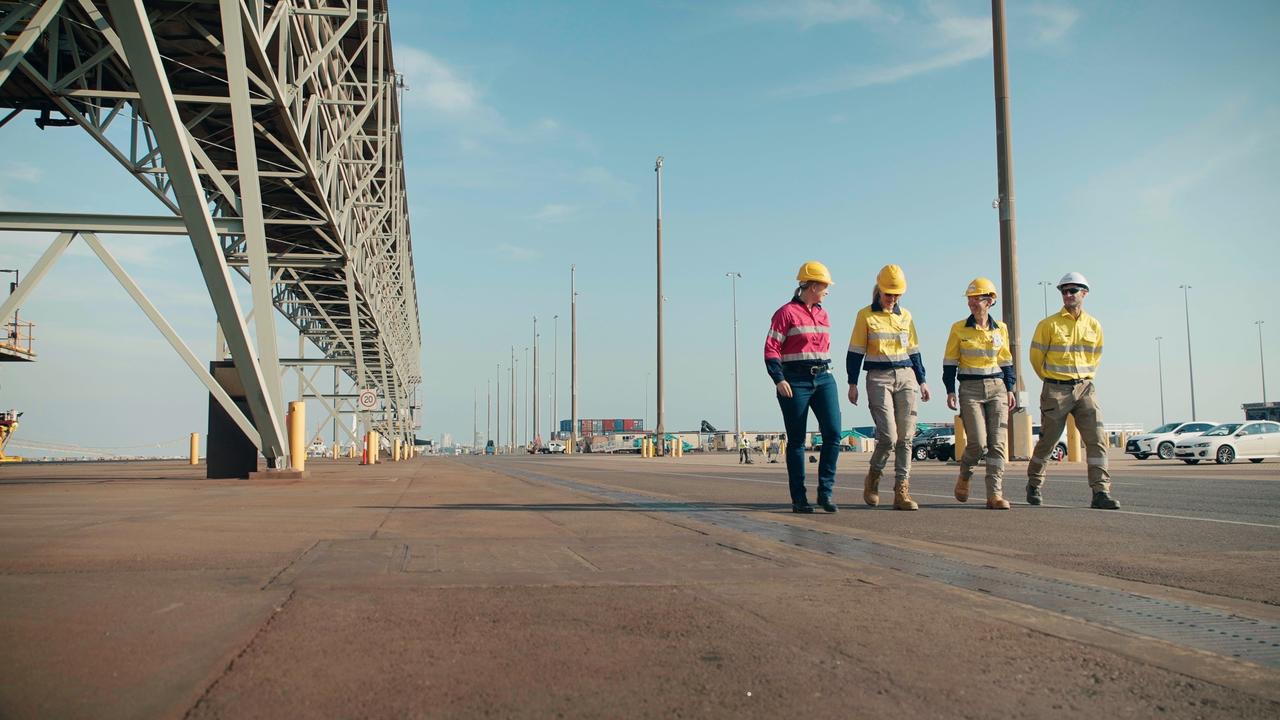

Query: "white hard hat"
left=1057, top=271, right=1090, bottom=291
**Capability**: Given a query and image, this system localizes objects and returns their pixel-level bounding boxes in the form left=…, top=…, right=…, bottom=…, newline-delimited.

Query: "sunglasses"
left=1060, top=287, right=1083, bottom=295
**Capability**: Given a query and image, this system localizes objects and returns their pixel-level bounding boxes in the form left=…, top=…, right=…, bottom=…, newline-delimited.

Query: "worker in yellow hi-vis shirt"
left=1026, top=272, right=1120, bottom=510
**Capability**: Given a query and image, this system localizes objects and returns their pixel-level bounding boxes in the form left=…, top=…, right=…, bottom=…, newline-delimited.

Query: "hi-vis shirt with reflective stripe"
left=942, top=315, right=1014, bottom=393
left=849, top=304, right=918, bottom=364
left=764, top=297, right=831, bottom=383
left=1029, top=308, right=1104, bottom=381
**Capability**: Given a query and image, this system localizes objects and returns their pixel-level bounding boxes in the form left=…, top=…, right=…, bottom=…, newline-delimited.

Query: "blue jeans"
left=776, top=369, right=842, bottom=504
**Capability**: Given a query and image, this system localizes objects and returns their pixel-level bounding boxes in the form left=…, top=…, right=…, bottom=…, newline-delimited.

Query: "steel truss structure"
left=0, top=0, right=421, bottom=465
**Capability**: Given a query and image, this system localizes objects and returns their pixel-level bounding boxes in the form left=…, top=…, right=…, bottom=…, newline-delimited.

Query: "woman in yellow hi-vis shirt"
left=847, top=264, right=931, bottom=510
left=942, top=278, right=1015, bottom=510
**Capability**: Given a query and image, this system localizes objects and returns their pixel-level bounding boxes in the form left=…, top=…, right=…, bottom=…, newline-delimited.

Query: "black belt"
left=1044, top=377, right=1090, bottom=386
left=958, top=374, right=1002, bottom=382
left=785, top=362, right=831, bottom=376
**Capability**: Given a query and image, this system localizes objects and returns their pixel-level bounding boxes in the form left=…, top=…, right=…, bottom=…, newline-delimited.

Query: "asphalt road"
left=488, top=451, right=1280, bottom=606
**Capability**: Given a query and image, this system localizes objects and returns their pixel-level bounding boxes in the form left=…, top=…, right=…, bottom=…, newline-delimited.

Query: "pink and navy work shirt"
left=764, top=296, right=832, bottom=383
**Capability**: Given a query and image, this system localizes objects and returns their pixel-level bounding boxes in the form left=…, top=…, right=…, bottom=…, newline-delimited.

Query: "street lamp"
left=1155, top=337, right=1166, bottom=425
left=1036, top=280, right=1052, bottom=317
left=570, top=265, right=579, bottom=453
left=1257, top=321, right=1268, bottom=404
left=1180, top=285, right=1196, bottom=420
left=553, top=314, right=559, bottom=440
left=726, top=272, right=742, bottom=443
left=654, top=155, right=665, bottom=455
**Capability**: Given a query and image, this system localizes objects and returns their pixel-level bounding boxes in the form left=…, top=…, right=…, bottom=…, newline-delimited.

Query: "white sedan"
left=1125, top=421, right=1218, bottom=460
left=1174, top=421, right=1280, bottom=464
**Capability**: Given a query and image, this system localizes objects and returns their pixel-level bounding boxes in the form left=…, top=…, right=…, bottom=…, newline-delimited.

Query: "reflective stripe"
left=998, top=362, right=1012, bottom=368
left=849, top=344, right=867, bottom=353
left=906, top=344, right=919, bottom=353
left=787, top=325, right=829, bottom=336
left=1030, top=341, right=1048, bottom=351
left=1045, top=344, right=1101, bottom=353
left=782, top=351, right=831, bottom=362
left=768, top=330, right=785, bottom=342
left=959, top=347, right=1000, bottom=358
left=942, top=359, right=959, bottom=367
left=868, top=331, right=899, bottom=341
left=1086, top=457, right=1109, bottom=467
left=1045, top=362, right=1096, bottom=375
left=865, top=353, right=909, bottom=363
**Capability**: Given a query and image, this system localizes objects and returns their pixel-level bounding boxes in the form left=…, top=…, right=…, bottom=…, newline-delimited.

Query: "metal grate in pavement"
left=498, top=463, right=1280, bottom=669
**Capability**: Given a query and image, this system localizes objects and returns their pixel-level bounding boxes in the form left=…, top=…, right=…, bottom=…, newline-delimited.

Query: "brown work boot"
left=986, top=495, right=1011, bottom=510
left=863, top=469, right=882, bottom=507
left=893, top=479, right=919, bottom=511
left=954, top=475, right=970, bottom=503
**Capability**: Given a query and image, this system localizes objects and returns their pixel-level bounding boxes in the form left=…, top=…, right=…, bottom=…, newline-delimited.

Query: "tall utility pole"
left=532, top=316, right=539, bottom=448
left=726, top=272, right=742, bottom=442
left=553, top=315, right=559, bottom=440
left=486, top=380, right=491, bottom=449
left=472, top=387, right=477, bottom=451
left=655, top=156, right=666, bottom=455
left=524, top=346, right=530, bottom=446
left=496, top=363, right=501, bottom=453
left=1155, top=337, right=1166, bottom=426
left=510, top=347, right=516, bottom=453
left=1257, top=321, right=1268, bottom=404
left=1180, top=284, right=1196, bottom=420
left=991, top=0, right=1028, bottom=457
left=570, top=265, right=579, bottom=452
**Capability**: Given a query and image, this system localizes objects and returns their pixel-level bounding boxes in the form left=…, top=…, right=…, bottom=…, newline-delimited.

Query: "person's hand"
left=776, top=380, right=793, bottom=398
left=919, top=383, right=932, bottom=402
left=946, top=392, right=958, bottom=411
left=1006, top=391, right=1016, bottom=411
left=847, top=385, right=859, bottom=405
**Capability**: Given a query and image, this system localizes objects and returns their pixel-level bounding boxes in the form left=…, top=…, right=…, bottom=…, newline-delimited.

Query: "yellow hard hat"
left=965, top=277, right=998, bottom=299
left=796, top=261, right=833, bottom=285
left=876, top=264, right=907, bottom=294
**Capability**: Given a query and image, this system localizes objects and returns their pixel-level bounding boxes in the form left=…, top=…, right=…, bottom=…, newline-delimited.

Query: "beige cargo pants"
left=867, top=367, right=918, bottom=482
left=1028, top=380, right=1111, bottom=493
left=957, top=378, right=1007, bottom=498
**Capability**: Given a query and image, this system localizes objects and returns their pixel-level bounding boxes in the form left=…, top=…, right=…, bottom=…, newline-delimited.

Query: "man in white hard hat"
left=1026, top=272, right=1120, bottom=510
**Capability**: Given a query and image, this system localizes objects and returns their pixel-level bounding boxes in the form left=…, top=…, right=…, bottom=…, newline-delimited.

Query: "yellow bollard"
left=373, top=431, right=381, bottom=463
left=332, top=442, right=339, bottom=460
left=349, top=443, right=356, bottom=459
left=288, top=400, right=305, bottom=472
left=393, top=437, right=402, bottom=462
left=953, top=415, right=966, bottom=462
left=189, top=432, right=199, bottom=465
left=1067, top=416, right=1082, bottom=462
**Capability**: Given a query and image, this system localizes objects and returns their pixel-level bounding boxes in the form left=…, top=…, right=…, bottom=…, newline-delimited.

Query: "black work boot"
left=1026, top=486, right=1043, bottom=506
left=791, top=502, right=815, bottom=514
left=817, top=497, right=838, bottom=513
left=1090, top=491, right=1120, bottom=510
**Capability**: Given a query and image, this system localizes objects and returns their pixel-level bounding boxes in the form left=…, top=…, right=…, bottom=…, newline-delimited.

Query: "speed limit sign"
left=357, top=389, right=378, bottom=410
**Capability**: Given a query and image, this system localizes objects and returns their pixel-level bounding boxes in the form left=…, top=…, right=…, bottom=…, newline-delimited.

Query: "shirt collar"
left=871, top=300, right=902, bottom=315
left=965, top=314, right=997, bottom=329
left=791, top=296, right=822, bottom=310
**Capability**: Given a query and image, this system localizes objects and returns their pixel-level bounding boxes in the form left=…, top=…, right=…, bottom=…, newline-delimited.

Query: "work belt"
left=1044, top=377, right=1090, bottom=386
left=958, top=374, right=1002, bottom=382
left=785, top=362, right=831, bottom=376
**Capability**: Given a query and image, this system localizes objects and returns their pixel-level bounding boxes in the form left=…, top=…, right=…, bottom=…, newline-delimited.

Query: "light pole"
left=1180, top=284, right=1196, bottom=420
left=1155, top=337, right=1166, bottom=426
left=655, top=155, right=666, bottom=455
left=524, top=346, right=530, bottom=447
left=532, top=316, right=539, bottom=448
left=726, top=272, right=742, bottom=442
left=553, top=314, right=559, bottom=440
left=1036, top=280, right=1052, bottom=317
left=570, top=265, right=579, bottom=452
left=486, top=379, right=491, bottom=450
left=510, top=347, right=516, bottom=453
left=645, top=372, right=650, bottom=430
left=1257, top=321, right=1268, bottom=404
left=496, top=363, right=501, bottom=453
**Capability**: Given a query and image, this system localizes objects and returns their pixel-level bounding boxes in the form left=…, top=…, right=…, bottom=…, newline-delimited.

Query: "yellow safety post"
left=288, top=401, right=306, bottom=471
left=1066, top=416, right=1082, bottom=462
left=331, top=443, right=339, bottom=460
left=349, top=444, right=356, bottom=459
left=189, top=432, right=199, bottom=465
left=393, top=437, right=402, bottom=462
left=953, top=415, right=966, bottom=462
left=373, top=431, right=381, bottom=463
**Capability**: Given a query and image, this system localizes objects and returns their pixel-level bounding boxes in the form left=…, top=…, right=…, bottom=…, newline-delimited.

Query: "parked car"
left=485, top=440, right=495, bottom=455
left=925, top=427, right=957, bottom=461
left=1174, top=421, right=1280, bottom=464
left=539, top=441, right=566, bottom=454
left=1125, top=421, right=1218, bottom=460
left=1031, top=425, right=1068, bottom=462
left=912, top=426, right=950, bottom=461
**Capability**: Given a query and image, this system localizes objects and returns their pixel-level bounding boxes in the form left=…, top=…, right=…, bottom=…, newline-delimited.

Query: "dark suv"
left=912, top=426, right=952, bottom=461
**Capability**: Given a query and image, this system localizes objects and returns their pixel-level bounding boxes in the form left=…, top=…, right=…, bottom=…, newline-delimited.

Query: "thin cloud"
left=530, top=204, right=577, bottom=222
left=1024, top=2, right=1079, bottom=44
left=396, top=46, right=481, bottom=115
left=578, top=166, right=637, bottom=201
left=738, top=0, right=898, bottom=28
left=493, top=243, right=540, bottom=262
left=773, top=6, right=991, bottom=97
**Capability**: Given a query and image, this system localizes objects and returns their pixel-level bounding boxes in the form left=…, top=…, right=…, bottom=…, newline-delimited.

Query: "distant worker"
left=739, top=434, right=753, bottom=464
left=767, top=439, right=781, bottom=463
left=765, top=261, right=841, bottom=513
left=847, top=264, right=931, bottom=510
left=943, top=278, right=1016, bottom=510
left=1027, top=272, right=1120, bottom=510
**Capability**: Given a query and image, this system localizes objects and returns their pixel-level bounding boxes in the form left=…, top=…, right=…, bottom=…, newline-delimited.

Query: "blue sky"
left=1, top=0, right=1278, bottom=454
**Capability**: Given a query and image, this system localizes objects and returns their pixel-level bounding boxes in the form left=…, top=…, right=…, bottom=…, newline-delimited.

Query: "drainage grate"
left=498, top=463, right=1280, bottom=669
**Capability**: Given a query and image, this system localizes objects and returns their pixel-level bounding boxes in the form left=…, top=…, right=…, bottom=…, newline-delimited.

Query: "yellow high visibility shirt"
left=1029, top=308, right=1104, bottom=381
left=942, top=315, right=1013, bottom=388
left=849, top=304, right=919, bottom=366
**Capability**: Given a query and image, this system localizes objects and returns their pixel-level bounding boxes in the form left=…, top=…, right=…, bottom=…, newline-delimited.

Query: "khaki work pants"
left=867, top=367, right=918, bottom=482
left=1028, top=380, right=1111, bottom=493
left=957, top=378, right=1007, bottom=498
